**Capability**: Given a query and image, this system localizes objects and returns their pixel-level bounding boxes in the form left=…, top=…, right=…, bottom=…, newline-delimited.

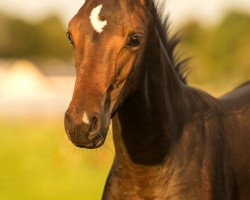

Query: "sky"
left=0, top=0, right=250, bottom=26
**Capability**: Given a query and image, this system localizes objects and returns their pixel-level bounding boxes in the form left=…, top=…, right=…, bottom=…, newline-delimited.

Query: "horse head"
left=64, top=0, right=151, bottom=148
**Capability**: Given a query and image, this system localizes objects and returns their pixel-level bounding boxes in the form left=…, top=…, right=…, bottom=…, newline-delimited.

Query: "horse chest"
left=104, top=168, right=216, bottom=200
left=103, top=164, right=200, bottom=200
left=106, top=168, right=168, bottom=199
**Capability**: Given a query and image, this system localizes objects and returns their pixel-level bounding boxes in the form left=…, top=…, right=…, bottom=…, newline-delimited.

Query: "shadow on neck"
left=113, top=24, right=190, bottom=166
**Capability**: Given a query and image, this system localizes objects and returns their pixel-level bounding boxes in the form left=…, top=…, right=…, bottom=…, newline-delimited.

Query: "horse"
left=64, top=0, right=250, bottom=199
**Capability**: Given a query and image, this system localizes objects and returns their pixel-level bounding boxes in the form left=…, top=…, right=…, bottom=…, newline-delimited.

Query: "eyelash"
left=127, top=33, right=143, bottom=48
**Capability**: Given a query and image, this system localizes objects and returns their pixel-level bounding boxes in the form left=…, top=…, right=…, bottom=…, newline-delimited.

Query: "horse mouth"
left=92, top=128, right=109, bottom=148
left=72, top=128, right=109, bottom=149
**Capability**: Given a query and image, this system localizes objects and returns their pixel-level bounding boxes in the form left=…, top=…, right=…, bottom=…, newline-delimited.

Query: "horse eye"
left=67, top=32, right=74, bottom=45
left=128, top=34, right=143, bottom=47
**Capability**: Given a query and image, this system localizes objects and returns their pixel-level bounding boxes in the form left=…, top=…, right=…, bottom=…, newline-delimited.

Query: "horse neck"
left=112, top=26, right=189, bottom=167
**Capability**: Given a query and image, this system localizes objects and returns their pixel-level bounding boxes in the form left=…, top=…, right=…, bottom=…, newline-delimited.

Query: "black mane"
left=150, top=2, right=189, bottom=84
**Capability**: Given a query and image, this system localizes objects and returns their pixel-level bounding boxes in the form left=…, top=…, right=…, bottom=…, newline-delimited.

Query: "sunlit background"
left=0, top=0, right=249, bottom=199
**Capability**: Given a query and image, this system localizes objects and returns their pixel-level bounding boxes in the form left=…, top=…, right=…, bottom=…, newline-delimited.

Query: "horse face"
left=64, top=0, right=149, bottom=148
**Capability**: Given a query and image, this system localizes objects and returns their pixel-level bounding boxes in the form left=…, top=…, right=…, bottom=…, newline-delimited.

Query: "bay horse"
left=64, top=0, right=250, bottom=199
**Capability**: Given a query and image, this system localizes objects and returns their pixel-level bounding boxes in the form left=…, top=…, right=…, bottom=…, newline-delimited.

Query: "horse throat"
left=112, top=27, right=187, bottom=166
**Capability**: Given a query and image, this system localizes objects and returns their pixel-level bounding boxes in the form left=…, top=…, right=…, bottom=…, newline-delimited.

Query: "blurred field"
left=0, top=119, right=114, bottom=200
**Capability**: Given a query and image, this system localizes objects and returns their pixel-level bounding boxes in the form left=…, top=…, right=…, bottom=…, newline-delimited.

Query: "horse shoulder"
left=214, top=81, right=250, bottom=199
left=168, top=111, right=238, bottom=199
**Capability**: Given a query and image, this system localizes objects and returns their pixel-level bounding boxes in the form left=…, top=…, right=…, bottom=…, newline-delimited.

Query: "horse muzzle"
left=64, top=107, right=109, bottom=149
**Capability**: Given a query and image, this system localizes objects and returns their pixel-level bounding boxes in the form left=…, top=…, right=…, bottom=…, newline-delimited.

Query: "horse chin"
left=74, top=127, right=109, bottom=149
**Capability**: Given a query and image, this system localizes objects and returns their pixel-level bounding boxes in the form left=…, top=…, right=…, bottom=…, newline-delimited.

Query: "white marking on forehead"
left=82, top=111, right=90, bottom=124
left=89, top=4, right=107, bottom=33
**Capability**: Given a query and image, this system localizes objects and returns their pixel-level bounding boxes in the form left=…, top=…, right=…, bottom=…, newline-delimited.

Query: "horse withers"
left=64, top=0, right=250, bottom=199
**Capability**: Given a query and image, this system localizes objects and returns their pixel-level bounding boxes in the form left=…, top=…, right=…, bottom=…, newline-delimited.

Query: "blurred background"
left=0, top=0, right=249, bottom=199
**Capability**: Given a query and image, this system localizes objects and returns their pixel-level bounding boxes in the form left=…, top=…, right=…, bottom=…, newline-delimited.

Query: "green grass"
left=0, top=119, right=114, bottom=200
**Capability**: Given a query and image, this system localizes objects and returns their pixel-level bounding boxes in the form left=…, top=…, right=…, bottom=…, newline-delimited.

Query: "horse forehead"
left=70, top=2, right=121, bottom=32
left=83, top=0, right=120, bottom=18
left=69, top=0, right=146, bottom=42
left=70, top=0, right=146, bottom=31
left=73, top=0, right=142, bottom=25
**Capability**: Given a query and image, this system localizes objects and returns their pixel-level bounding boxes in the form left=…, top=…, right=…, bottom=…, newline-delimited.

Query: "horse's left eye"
left=128, top=34, right=143, bottom=47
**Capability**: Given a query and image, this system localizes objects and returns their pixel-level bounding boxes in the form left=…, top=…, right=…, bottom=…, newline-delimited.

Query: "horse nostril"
left=90, top=116, right=98, bottom=132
